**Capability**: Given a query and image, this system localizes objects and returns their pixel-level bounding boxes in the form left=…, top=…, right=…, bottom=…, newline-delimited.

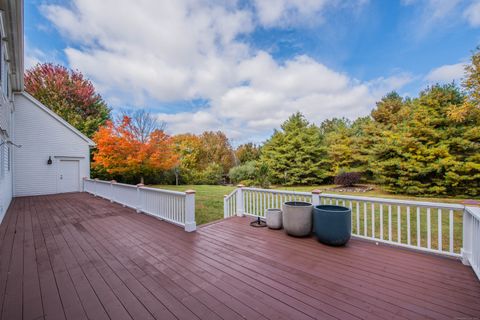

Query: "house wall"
left=13, top=93, right=91, bottom=197
left=0, top=97, right=13, bottom=223
left=0, top=11, right=14, bottom=223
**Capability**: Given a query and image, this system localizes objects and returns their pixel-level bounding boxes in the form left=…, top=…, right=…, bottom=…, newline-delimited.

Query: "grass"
left=150, top=185, right=236, bottom=225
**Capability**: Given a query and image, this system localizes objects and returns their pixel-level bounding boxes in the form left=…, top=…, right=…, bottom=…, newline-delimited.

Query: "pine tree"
left=261, top=112, right=328, bottom=185
left=372, top=85, right=480, bottom=196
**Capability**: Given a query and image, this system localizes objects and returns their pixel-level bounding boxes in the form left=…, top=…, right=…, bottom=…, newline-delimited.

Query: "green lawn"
left=151, top=185, right=236, bottom=225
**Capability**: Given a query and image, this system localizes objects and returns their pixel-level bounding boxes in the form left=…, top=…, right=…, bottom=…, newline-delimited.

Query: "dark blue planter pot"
left=313, top=205, right=351, bottom=246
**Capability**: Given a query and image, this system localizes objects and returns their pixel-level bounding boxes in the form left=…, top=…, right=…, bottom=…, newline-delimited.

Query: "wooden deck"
left=1, top=193, right=479, bottom=320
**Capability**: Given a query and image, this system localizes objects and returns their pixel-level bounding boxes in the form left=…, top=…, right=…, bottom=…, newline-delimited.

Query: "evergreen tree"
left=372, top=84, right=480, bottom=196
left=371, top=91, right=405, bottom=126
left=261, top=112, right=328, bottom=185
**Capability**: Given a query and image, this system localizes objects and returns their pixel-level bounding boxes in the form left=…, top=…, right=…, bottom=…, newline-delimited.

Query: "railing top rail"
left=466, top=206, right=480, bottom=220
left=89, top=179, right=110, bottom=184
left=225, top=189, right=237, bottom=200
left=114, top=182, right=137, bottom=189
left=243, top=187, right=311, bottom=196
left=320, top=192, right=465, bottom=210
left=85, top=178, right=187, bottom=196
left=140, top=186, right=186, bottom=196
left=240, top=186, right=465, bottom=210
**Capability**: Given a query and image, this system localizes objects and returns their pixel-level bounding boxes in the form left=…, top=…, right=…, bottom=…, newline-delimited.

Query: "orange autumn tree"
left=93, top=116, right=178, bottom=184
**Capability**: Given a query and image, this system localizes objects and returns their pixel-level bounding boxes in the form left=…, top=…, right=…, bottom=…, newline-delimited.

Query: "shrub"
left=229, top=161, right=257, bottom=183
left=334, top=172, right=361, bottom=187
left=229, top=161, right=270, bottom=188
left=255, top=163, right=270, bottom=188
left=239, top=179, right=255, bottom=187
left=183, top=163, right=223, bottom=184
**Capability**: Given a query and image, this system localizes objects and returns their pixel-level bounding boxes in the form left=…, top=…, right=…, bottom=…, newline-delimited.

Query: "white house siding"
left=13, top=93, right=92, bottom=197
left=0, top=97, right=13, bottom=223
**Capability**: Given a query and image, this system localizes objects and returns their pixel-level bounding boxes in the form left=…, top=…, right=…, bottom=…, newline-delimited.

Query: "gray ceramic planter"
left=282, top=201, right=313, bottom=237
left=266, top=208, right=282, bottom=229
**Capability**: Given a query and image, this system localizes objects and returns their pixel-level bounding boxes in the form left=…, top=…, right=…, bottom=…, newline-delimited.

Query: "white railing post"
left=236, top=184, right=244, bottom=217
left=93, top=178, right=98, bottom=196
left=224, top=195, right=228, bottom=218
left=462, top=208, right=473, bottom=265
left=110, top=180, right=116, bottom=203
left=311, top=189, right=322, bottom=206
left=184, top=190, right=196, bottom=232
left=136, top=183, right=144, bottom=213
left=82, top=177, right=87, bottom=192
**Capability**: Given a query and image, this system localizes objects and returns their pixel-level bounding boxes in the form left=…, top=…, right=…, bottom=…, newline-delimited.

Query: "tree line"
left=24, top=48, right=480, bottom=196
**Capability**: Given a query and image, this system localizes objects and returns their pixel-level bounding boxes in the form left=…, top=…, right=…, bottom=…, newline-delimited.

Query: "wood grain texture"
left=1, top=192, right=479, bottom=320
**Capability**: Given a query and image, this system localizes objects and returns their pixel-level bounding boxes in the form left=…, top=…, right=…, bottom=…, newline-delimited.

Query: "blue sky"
left=25, top=0, right=480, bottom=142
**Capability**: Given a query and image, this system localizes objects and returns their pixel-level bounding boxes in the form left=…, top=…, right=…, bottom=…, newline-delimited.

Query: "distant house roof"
left=16, top=92, right=96, bottom=146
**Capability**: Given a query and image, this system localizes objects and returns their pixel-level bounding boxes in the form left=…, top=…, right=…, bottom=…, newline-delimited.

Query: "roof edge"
left=16, top=92, right=96, bottom=146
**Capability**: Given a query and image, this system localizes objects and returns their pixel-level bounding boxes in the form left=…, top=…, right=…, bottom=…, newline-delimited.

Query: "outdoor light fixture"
left=47, top=156, right=53, bottom=165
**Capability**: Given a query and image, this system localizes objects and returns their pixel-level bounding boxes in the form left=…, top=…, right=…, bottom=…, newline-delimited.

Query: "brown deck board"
left=112, top=211, right=439, bottom=319
left=201, top=220, right=480, bottom=306
left=22, top=198, right=44, bottom=320
left=0, top=198, right=19, bottom=318
left=0, top=192, right=479, bottom=320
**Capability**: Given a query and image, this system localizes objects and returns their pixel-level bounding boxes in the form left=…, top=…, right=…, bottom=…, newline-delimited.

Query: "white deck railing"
left=463, top=207, right=480, bottom=279
left=225, top=186, right=479, bottom=279
left=83, top=178, right=196, bottom=232
left=224, top=189, right=237, bottom=218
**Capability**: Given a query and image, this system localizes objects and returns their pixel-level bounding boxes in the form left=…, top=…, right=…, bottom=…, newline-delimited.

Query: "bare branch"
left=119, top=109, right=166, bottom=143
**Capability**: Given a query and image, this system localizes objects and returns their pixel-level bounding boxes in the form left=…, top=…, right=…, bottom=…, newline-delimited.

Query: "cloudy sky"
left=25, top=0, right=480, bottom=143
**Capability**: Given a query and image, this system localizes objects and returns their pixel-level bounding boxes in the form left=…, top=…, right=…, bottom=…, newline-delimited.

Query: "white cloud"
left=401, top=0, right=461, bottom=20
left=24, top=38, right=67, bottom=71
left=401, top=0, right=462, bottom=38
left=156, top=52, right=411, bottom=141
left=464, top=1, right=480, bottom=26
left=251, top=0, right=368, bottom=27
left=425, top=63, right=465, bottom=83
left=253, top=0, right=328, bottom=26
left=41, top=0, right=410, bottom=143
left=402, top=0, right=480, bottom=34
left=24, top=39, right=47, bottom=70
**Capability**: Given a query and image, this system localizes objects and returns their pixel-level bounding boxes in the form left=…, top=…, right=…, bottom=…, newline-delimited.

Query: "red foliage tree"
left=25, top=63, right=110, bottom=137
left=93, top=116, right=178, bottom=184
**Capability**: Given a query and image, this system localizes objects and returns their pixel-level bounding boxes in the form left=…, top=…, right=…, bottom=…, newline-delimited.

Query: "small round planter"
left=313, top=205, right=351, bottom=246
left=266, top=209, right=282, bottom=229
left=282, top=201, right=313, bottom=237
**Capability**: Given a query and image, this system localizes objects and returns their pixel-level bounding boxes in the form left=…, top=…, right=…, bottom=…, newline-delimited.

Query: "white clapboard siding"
left=0, top=97, right=13, bottom=224
left=13, top=93, right=94, bottom=196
